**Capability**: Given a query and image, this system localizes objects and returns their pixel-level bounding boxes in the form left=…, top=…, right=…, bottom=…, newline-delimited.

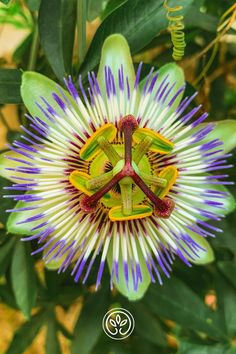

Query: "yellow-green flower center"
left=69, top=115, right=178, bottom=221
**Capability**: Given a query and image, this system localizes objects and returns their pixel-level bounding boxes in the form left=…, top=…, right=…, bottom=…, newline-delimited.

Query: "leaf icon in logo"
left=120, top=319, right=128, bottom=327
left=109, top=318, right=117, bottom=327
left=116, top=314, right=121, bottom=324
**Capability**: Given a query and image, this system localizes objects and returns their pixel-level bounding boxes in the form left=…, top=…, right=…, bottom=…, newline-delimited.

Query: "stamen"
left=80, top=171, right=123, bottom=212
left=86, top=170, right=114, bottom=190
left=120, top=177, right=133, bottom=215
left=97, top=136, right=121, bottom=165
left=139, top=172, right=167, bottom=188
left=133, top=136, right=153, bottom=164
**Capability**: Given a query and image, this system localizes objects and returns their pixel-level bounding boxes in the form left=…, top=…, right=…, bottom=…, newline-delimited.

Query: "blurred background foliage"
left=0, top=0, right=236, bottom=353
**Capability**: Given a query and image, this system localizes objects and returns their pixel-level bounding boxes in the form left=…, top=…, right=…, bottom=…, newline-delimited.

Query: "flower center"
left=69, top=115, right=178, bottom=221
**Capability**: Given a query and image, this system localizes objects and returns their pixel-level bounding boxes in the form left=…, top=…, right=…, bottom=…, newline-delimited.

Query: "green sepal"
left=43, top=239, right=71, bottom=270
left=0, top=149, right=33, bottom=182
left=21, top=71, right=78, bottom=126
left=181, top=230, right=215, bottom=265
left=196, top=177, right=235, bottom=217
left=7, top=199, right=41, bottom=235
left=139, top=62, right=185, bottom=114
left=97, top=34, right=136, bottom=97
left=200, top=119, right=236, bottom=153
left=107, top=240, right=151, bottom=301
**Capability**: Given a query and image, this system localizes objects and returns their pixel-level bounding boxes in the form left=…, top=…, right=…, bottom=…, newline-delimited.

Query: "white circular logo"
left=102, top=308, right=135, bottom=340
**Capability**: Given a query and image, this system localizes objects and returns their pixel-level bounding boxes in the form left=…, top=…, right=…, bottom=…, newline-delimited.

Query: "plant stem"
left=21, top=15, right=39, bottom=127
left=77, top=0, right=87, bottom=67
left=28, top=22, right=39, bottom=71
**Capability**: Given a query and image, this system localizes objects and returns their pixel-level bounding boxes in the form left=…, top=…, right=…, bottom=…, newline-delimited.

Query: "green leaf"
left=97, top=34, right=136, bottom=97
left=6, top=311, right=47, bottom=354
left=178, top=341, right=227, bottom=354
left=107, top=240, right=151, bottom=301
left=0, top=237, right=16, bottom=276
left=38, top=0, right=77, bottom=80
left=79, top=0, right=194, bottom=77
left=71, top=291, right=108, bottom=354
left=143, top=277, right=225, bottom=340
left=11, top=241, right=37, bottom=318
left=0, top=69, right=22, bottom=104
left=46, top=315, right=62, bottom=354
left=132, top=303, right=167, bottom=347
left=26, top=0, right=41, bottom=11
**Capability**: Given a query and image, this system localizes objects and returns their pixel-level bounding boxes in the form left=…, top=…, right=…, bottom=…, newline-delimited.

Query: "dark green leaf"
left=0, top=228, right=8, bottom=244
left=226, top=347, right=236, bottom=354
left=132, top=303, right=167, bottom=347
left=13, top=33, right=33, bottom=64
left=52, top=285, right=83, bottom=306
left=38, top=0, right=77, bottom=80
left=71, top=290, right=108, bottom=354
left=101, top=0, right=127, bottom=21
left=11, top=241, right=37, bottom=319
left=218, top=261, right=236, bottom=289
left=0, top=284, right=17, bottom=309
left=6, top=311, right=47, bottom=354
left=0, top=176, right=19, bottom=224
left=57, top=320, right=74, bottom=340
left=87, top=0, right=106, bottom=21
left=79, top=0, right=193, bottom=77
left=0, top=69, right=22, bottom=104
left=215, top=273, right=236, bottom=337
left=46, top=315, right=62, bottom=354
left=211, top=216, right=236, bottom=252
left=0, top=0, right=11, bottom=4
left=26, top=0, right=41, bottom=11
left=184, top=5, right=218, bottom=32
left=178, top=341, right=227, bottom=354
left=7, top=131, right=22, bottom=145
left=143, top=277, right=225, bottom=340
left=0, top=236, right=16, bottom=276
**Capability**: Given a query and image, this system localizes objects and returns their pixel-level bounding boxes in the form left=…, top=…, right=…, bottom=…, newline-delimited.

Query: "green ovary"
left=89, top=144, right=152, bottom=208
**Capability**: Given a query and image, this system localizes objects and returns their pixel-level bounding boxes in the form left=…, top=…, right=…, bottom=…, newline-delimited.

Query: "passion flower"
left=1, top=35, right=233, bottom=299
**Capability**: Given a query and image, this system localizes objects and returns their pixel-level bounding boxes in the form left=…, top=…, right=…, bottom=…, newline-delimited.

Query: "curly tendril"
left=164, top=0, right=186, bottom=61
